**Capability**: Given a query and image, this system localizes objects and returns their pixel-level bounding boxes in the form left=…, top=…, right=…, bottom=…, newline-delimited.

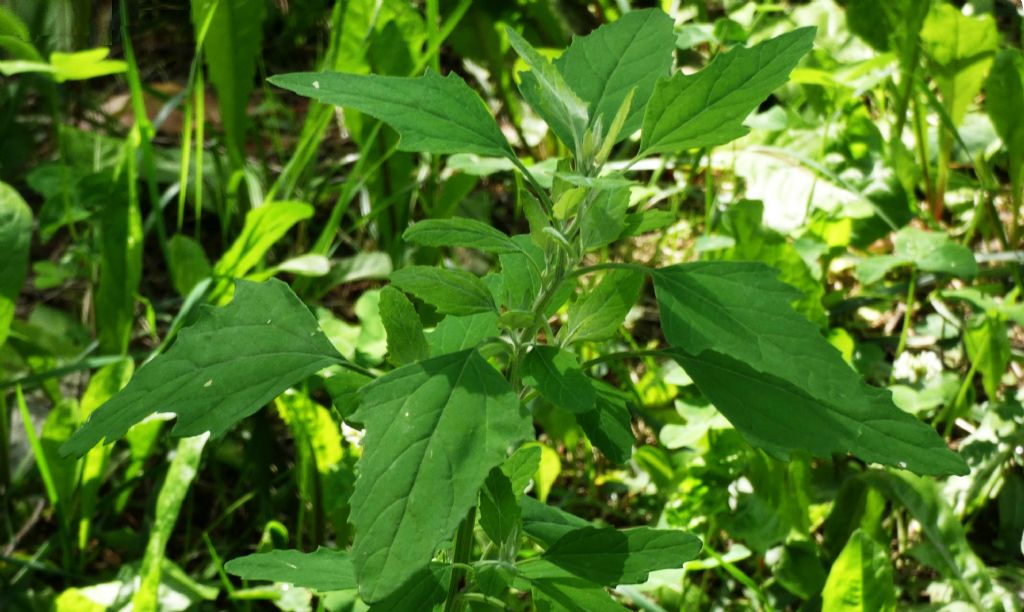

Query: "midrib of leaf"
left=363, top=355, right=472, bottom=578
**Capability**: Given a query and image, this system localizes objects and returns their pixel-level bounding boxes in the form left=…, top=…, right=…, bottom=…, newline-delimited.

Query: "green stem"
left=444, top=507, right=476, bottom=612
left=893, top=268, right=918, bottom=365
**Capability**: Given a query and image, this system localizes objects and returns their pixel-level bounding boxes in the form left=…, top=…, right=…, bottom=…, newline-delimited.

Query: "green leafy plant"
left=61, top=10, right=969, bottom=608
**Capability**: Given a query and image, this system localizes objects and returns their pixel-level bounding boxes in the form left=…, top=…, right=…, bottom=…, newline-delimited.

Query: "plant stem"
left=444, top=507, right=476, bottom=612
left=893, top=268, right=918, bottom=364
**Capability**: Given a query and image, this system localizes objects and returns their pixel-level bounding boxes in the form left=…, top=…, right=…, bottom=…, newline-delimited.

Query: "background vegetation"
left=1, top=0, right=1022, bottom=609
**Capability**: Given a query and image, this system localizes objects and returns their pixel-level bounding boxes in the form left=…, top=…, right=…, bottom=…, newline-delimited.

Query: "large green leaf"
left=224, top=548, right=356, bottom=592
left=821, top=530, right=895, bottom=612
left=428, top=312, right=500, bottom=356
left=0, top=181, right=32, bottom=346
left=192, top=0, right=266, bottom=165
left=269, top=70, right=513, bottom=159
left=557, top=8, right=675, bottom=141
left=389, top=266, right=496, bottom=316
left=652, top=262, right=966, bottom=476
left=528, top=526, right=702, bottom=586
left=349, top=349, right=531, bottom=602
left=507, top=26, right=589, bottom=156
left=62, top=280, right=344, bottom=457
left=640, top=28, right=815, bottom=155
left=532, top=578, right=628, bottom=612
left=521, top=346, right=596, bottom=414
left=404, top=218, right=519, bottom=254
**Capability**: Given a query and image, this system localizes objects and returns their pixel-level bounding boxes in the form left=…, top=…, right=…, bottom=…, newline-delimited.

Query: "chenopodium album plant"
left=62, top=10, right=968, bottom=609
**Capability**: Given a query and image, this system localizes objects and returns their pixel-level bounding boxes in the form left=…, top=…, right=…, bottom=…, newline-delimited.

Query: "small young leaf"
left=652, top=262, right=967, bottom=476
left=581, top=187, right=630, bottom=251
left=378, top=286, right=430, bottom=366
left=389, top=266, right=496, bottom=316
left=0, top=181, right=32, bottom=346
left=521, top=346, right=596, bottom=414
left=537, top=526, right=702, bottom=586
left=427, top=312, right=501, bottom=356
left=964, top=314, right=1011, bottom=400
left=821, top=530, right=896, bottom=612
left=503, top=445, right=542, bottom=498
left=507, top=26, right=589, bottom=156
left=576, top=381, right=634, bottom=463
left=61, top=280, right=344, bottom=457
left=562, top=269, right=644, bottom=343
left=480, top=468, right=521, bottom=546
left=269, top=70, right=513, bottom=159
left=858, top=227, right=978, bottom=284
left=350, top=349, right=532, bottom=602
left=224, top=548, right=356, bottom=592
left=404, top=218, right=519, bottom=254
left=557, top=8, right=675, bottom=143
left=640, top=28, right=816, bottom=155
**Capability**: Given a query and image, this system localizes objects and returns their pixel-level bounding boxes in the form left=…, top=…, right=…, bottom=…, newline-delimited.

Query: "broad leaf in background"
left=921, top=4, right=998, bottom=126
left=62, top=280, right=344, bottom=456
left=404, top=218, right=519, bottom=253
left=507, top=26, right=589, bottom=157
left=653, top=262, right=967, bottom=476
left=224, top=548, right=356, bottom=592
left=964, top=314, right=1011, bottom=400
left=640, top=27, right=815, bottom=155
left=858, top=227, right=978, bottom=284
left=96, top=172, right=141, bottom=354
left=269, top=70, right=513, bottom=159
left=521, top=496, right=592, bottom=547
left=987, top=49, right=1024, bottom=206
left=0, top=181, right=31, bottom=345
left=389, top=266, right=496, bottom=316
left=521, top=346, right=595, bottom=414
left=213, top=200, right=314, bottom=282
left=191, top=0, right=266, bottom=166
left=557, top=8, right=674, bottom=142
left=349, top=349, right=531, bottom=602
left=527, top=526, right=702, bottom=586
left=821, top=529, right=896, bottom=612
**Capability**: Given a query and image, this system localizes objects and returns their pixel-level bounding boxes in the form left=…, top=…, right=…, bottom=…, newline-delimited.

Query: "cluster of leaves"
left=2, top=1, right=1023, bottom=610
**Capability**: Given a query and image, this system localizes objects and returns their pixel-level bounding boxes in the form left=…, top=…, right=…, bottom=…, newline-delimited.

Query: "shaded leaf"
left=562, top=269, right=644, bottom=343
left=0, top=181, right=32, bottom=345
left=378, top=286, right=429, bottom=366
left=480, top=468, right=520, bottom=545
left=576, top=381, right=634, bottom=463
left=522, top=346, right=596, bottom=413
